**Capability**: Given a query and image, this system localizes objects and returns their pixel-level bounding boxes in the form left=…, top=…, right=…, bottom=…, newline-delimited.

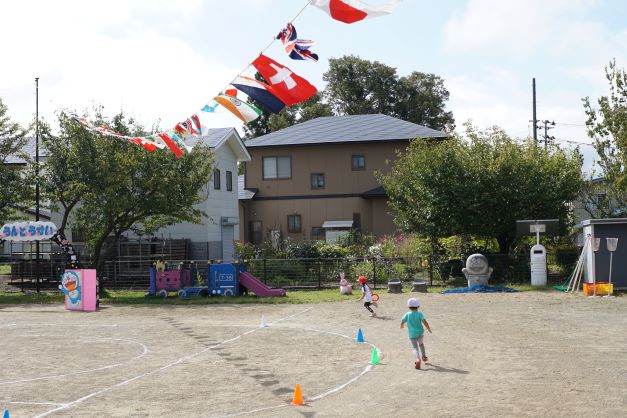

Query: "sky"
left=2, top=0, right=627, bottom=173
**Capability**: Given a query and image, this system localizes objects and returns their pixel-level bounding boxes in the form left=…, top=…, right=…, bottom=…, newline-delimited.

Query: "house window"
left=352, top=154, right=365, bottom=170
left=311, top=227, right=325, bottom=241
left=263, top=156, right=291, bottom=179
left=226, top=171, right=233, bottom=191
left=250, top=221, right=262, bottom=244
left=213, top=168, right=221, bottom=190
left=288, top=214, right=301, bottom=233
left=311, top=173, right=325, bottom=189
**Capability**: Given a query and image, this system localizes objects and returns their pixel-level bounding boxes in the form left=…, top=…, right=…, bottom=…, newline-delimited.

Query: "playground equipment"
left=59, top=269, right=98, bottom=311
left=148, top=262, right=286, bottom=298
left=148, top=264, right=195, bottom=298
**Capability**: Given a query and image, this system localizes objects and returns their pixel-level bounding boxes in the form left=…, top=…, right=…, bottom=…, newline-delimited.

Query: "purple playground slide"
left=239, top=272, right=287, bottom=297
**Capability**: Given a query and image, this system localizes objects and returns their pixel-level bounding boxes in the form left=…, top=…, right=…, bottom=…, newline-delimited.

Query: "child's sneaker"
left=414, top=360, right=421, bottom=369
left=370, top=312, right=377, bottom=317
left=422, top=356, right=429, bottom=362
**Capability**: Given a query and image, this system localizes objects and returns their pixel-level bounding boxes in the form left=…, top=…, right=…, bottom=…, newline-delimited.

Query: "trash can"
left=530, top=244, right=547, bottom=286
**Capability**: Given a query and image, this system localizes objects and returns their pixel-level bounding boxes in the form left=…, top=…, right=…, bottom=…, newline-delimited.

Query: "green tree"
left=42, top=109, right=215, bottom=276
left=323, top=55, right=455, bottom=130
left=378, top=124, right=583, bottom=253
left=582, top=59, right=627, bottom=216
left=0, top=99, right=31, bottom=224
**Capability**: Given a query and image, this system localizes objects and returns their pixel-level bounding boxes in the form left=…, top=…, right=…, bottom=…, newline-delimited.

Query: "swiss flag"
left=252, top=55, right=317, bottom=107
left=311, top=0, right=399, bottom=24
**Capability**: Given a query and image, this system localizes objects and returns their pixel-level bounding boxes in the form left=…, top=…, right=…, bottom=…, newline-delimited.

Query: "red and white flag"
left=311, top=0, right=400, bottom=24
left=251, top=54, right=317, bottom=107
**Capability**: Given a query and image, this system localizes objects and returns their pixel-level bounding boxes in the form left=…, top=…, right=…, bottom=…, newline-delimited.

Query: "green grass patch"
left=0, top=289, right=360, bottom=305
left=0, top=264, right=10, bottom=275
left=0, top=284, right=561, bottom=306
left=0, top=292, right=64, bottom=304
left=101, top=289, right=359, bottom=305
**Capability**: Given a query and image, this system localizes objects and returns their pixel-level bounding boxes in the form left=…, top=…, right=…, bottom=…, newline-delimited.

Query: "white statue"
left=339, top=271, right=352, bottom=295
left=462, top=254, right=493, bottom=287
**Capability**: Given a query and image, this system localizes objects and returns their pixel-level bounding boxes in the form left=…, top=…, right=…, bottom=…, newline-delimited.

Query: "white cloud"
left=443, top=0, right=599, bottom=56
left=0, top=0, right=243, bottom=130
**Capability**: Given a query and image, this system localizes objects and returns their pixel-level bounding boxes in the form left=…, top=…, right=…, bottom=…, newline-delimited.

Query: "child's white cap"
left=407, top=298, right=420, bottom=308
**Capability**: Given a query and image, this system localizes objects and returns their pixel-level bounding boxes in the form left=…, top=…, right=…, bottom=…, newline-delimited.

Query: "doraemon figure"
left=59, top=271, right=82, bottom=307
left=462, top=254, right=493, bottom=287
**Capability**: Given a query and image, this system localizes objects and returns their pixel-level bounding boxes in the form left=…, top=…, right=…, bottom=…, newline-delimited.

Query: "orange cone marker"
left=291, top=383, right=305, bottom=405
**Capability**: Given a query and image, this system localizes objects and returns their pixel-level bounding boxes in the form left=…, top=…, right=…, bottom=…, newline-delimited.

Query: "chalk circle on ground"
left=0, top=333, right=148, bottom=385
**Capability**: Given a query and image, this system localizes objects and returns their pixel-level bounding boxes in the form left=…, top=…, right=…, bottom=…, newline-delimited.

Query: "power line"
left=554, top=122, right=587, bottom=127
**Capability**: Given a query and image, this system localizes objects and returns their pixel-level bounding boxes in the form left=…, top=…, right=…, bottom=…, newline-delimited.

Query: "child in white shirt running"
left=357, top=276, right=377, bottom=317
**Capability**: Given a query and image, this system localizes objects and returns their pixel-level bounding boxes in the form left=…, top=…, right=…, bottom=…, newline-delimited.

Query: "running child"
left=400, top=297, right=432, bottom=369
left=357, top=276, right=377, bottom=317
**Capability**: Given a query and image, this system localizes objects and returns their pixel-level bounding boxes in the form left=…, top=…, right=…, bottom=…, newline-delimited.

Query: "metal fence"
left=6, top=250, right=579, bottom=292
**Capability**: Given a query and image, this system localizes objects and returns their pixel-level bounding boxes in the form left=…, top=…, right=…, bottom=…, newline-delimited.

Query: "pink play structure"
left=156, top=270, right=192, bottom=292
left=239, top=271, right=286, bottom=297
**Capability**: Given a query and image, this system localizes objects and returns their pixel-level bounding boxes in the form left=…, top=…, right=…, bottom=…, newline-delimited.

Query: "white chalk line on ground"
left=212, top=325, right=379, bottom=418
left=31, top=307, right=314, bottom=418
left=1, top=401, right=68, bottom=407
left=0, top=336, right=148, bottom=385
left=1, top=323, right=118, bottom=328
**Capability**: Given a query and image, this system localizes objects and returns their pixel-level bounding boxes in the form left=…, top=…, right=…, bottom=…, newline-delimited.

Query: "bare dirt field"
left=1, top=291, right=626, bottom=418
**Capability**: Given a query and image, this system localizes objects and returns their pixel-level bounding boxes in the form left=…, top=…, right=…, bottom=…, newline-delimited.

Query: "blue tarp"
left=441, top=284, right=519, bottom=294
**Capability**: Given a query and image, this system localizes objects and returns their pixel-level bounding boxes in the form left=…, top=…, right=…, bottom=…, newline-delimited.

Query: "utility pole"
left=532, top=78, right=538, bottom=144
left=35, top=77, right=40, bottom=293
left=540, top=119, right=555, bottom=149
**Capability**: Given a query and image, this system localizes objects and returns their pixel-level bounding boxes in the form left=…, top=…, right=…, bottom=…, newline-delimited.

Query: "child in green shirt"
left=400, top=297, right=432, bottom=369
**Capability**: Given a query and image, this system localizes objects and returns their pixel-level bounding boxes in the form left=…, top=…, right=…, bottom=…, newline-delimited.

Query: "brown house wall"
left=244, top=141, right=409, bottom=241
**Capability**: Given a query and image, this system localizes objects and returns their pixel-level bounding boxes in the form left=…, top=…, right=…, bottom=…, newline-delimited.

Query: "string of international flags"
left=71, top=0, right=402, bottom=158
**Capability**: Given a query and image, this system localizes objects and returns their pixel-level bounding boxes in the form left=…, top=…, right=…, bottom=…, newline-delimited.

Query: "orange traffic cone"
left=291, top=383, right=305, bottom=405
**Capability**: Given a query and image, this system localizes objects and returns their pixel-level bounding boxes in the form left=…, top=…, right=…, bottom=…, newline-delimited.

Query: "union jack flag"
left=276, top=23, right=319, bottom=62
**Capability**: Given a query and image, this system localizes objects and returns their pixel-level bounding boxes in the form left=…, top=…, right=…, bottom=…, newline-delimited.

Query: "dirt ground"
left=1, top=291, right=626, bottom=418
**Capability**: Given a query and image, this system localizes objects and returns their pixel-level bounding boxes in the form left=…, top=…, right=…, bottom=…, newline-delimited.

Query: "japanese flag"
left=252, top=54, right=317, bottom=107
left=311, top=0, right=401, bottom=24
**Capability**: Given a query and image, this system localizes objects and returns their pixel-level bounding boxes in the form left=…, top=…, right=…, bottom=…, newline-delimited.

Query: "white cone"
left=260, top=315, right=268, bottom=327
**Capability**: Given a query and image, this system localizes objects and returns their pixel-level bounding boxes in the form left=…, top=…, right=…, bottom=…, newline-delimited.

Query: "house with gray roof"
left=239, top=114, right=447, bottom=243
left=121, top=127, right=251, bottom=262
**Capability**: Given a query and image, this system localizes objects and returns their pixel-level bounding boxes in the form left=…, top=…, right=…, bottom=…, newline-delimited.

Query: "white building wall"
left=155, top=143, right=240, bottom=242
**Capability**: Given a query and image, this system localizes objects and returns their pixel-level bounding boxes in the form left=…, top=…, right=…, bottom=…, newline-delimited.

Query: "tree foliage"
left=582, top=59, right=627, bottom=216
left=378, top=125, right=583, bottom=253
left=324, top=55, right=455, bottom=131
left=42, top=109, right=215, bottom=274
left=0, top=98, right=31, bottom=224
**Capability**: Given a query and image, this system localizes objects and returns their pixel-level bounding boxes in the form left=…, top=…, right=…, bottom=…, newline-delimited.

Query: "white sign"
left=1, top=221, right=57, bottom=241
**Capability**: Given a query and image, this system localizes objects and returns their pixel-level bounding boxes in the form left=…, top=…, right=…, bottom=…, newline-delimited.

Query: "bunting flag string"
left=276, top=23, right=319, bottom=62
left=310, top=0, right=402, bottom=24
left=214, top=93, right=263, bottom=124
left=74, top=0, right=400, bottom=156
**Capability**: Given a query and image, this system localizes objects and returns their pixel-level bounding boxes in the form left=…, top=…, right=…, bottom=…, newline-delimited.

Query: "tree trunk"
left=497, top=236, right=511, bottom=255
